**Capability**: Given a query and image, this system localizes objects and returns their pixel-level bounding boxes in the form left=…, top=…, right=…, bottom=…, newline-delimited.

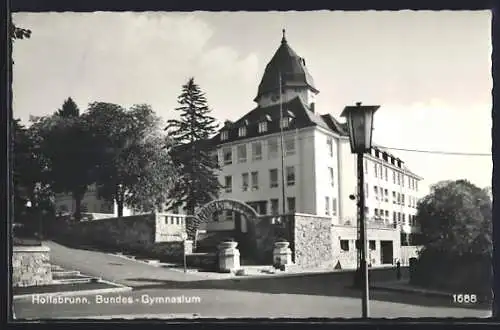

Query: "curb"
left=13, top=280, right=132, bottom=302
left=370, top=285, right=451, bottom=298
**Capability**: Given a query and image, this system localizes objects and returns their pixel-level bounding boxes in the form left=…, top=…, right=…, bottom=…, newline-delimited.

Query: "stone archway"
left=187, top=199, right=260, bottom=239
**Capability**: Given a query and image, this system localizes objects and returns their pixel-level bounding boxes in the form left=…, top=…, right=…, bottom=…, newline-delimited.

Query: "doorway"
left=380, top=240, right=394, bottom=265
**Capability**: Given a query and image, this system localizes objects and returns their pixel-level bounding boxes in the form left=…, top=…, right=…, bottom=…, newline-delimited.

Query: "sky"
left=12, top=11, right=492, bottom=195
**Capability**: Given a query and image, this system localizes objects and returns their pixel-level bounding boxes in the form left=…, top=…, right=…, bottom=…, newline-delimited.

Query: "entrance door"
left=380, top=241, right=394, bottom=265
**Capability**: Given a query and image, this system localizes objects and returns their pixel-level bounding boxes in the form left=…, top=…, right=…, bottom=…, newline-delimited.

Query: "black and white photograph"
left=10, top=10, right=493, bottom=319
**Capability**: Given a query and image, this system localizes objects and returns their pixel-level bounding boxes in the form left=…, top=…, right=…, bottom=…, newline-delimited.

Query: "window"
left=384, top=189, right=389, bottom=202
left=287, top=197, right=296, bottom=213
left=385, top=210, right=389, bottom=218
left=251, top=171, right=259, bottom=190
left=327, top=138, right=334, bottom=157
left=397, top=212, right=401, bottom=223
left=374, top=163, right=378, bottom=178
left=340, top=240, right=349, bottom=251
left=325, top=197, right=330, bottom=215
left=416, top=180, right=419, bottom=191
left=374, top=186, right=379, bottom=200
left=397, top=193, right=401, bottom=205
left=237, top=144, right=247, bottom=163
left=408, top=196, right=412, bottom=207
left=369, top=240, right=376, bottom=250
left=397, top=173, right=401, bottom=185
left=286, top=166, right=295, bottom=186
left=270, top=199, right=279, bottom=215
left=392, top=171, right=396, bottom=184
left=268, top=138, right=278, bottom=159
left=242, top=173, right=249, bottom=191
left=329, top=167, right=335, bottom=187
left=393, top=212, right=397, bottom=224
left=384, top=168, right=388, bottom=181
left=176, top=217, right=180, bottom=225
left=374, top=208, right=379, bottom=217
left=401, top=194, right=405, bottom=205
left=332, top=198, right=337, bottom=216
left=280, top=117, right=290, bottom=128
left=269, top=169, right=278, bottom=188
left=258, top=121, right=268, bottom=133
left=379, top=165, right=383, bottom=178
left=408, top=176, right=411, bottom=188
left=252, top=142, right=262, bottom=161
left=224, top=176, right=232, bottom=193
left=238, top=126, right=247, bottom=137
left=221, top=130, right=228, bottom=141
left=392, top=191, right=396, bottom=204
left=364, top=159, right=368, bottom=174
left=223, top=147, right=232, bottom=165
left=285, top=137, right=296, bottom=156
left=402, top=213, right=406, bottom=224
left=364, top=183, right=368, bottom=198
left=402, top=175, right=405, bottom=187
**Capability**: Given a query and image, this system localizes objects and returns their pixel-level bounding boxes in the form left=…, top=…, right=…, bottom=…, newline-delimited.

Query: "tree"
left=30, top=100, right=97, bottom=221
left=165, top=77, right=221, bottom=215
left=12, top=119, right=53, bottom=224
left=10, top=23, right=31, bottom=41
left=56, top=97, right=80, bottom=118
left=416, top=179, right=492, bottom=257
left=86, top=102, right=175, bottom=216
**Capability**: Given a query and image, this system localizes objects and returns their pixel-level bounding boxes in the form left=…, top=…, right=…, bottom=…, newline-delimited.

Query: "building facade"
left=205, top=32, right=424, bottom=244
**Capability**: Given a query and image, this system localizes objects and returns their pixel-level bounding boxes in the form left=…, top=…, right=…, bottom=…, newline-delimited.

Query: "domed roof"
left=254, top=30, right=318, bottom=102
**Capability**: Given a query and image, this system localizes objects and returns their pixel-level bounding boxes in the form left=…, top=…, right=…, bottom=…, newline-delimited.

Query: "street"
left=13, top=242, right=491, bottom=319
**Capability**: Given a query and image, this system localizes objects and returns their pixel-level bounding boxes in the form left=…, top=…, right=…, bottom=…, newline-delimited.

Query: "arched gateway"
left=187, top=199, right=260, bottom=239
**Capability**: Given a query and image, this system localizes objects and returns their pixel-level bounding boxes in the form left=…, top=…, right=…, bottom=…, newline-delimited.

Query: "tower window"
left=221, top=131, right=228, bottom=141
left=258, top=121, right=268, bottom=133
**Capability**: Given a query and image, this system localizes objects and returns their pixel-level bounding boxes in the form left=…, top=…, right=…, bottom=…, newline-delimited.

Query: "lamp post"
left=341, top=101, right=379, bottom=318
left=180, top=232, right=188, bottom=273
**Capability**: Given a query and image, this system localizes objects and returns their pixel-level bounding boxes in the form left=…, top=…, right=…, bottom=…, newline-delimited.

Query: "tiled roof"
left=255, top=35, right=318, bottom=101
left=211, top=96, right=347, bottom=146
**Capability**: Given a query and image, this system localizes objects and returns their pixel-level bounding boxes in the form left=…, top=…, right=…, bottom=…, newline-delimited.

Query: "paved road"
left=13, top=242, right=491, bottom=319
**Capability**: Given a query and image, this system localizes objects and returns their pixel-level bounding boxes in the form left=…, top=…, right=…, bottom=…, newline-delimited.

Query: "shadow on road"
left=124, top=275, right=489, bottom=311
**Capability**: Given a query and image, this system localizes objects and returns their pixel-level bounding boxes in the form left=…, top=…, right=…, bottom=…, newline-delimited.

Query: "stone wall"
left=64, top=214, right=157, bottom=251
left=293, top=214, right=333, bottom=269
left=12, top=246, right=52, bottom=287
left=150, top=240, right=193, bottom=262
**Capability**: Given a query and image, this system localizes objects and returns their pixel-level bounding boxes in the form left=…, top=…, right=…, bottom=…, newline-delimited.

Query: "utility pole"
left=279, top=72, right=287, bottom=215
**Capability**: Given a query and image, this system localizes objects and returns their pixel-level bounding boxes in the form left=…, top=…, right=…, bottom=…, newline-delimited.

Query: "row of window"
left=215, top=197, right=297, bottom=221
left=369, top=185, right=418, bottom=208
left=365, top=159, right=419, bottom=191
left=363, top=207, right=418, bottom=227
left=340, top=239, right=377, bottom=252
left=223, top=167, right=297, bottom=193
left=218, top=137, right=296, bottom=166
left=220, top=117, right=294, bottom=141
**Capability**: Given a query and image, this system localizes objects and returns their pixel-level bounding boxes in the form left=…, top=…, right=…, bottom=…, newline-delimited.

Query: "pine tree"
left=57, top=97, right=80, bottom=118
left=166, top=77, right=221, bottom=216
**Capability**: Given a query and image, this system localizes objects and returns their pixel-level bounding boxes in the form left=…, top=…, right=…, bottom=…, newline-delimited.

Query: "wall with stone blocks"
left=12, top=246, right=53, bottom=287
left=292, top=214, right=333, bottom=269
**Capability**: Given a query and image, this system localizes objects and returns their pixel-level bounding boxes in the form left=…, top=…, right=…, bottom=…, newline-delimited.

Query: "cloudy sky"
left=12, top=11, right=492, bottom=194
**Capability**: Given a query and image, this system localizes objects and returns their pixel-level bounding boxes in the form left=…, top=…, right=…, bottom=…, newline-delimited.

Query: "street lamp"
left=180, top=232, right=188, bottom=273
left=341, top=101, right=379, bottom=318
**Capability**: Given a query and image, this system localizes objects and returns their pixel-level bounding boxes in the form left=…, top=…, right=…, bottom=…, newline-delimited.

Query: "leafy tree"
left=56, top=97, right=80, bottom=118
left=12, top=119, right=52, bottom=221
left=10, top=23, right=31, bottom=41
left=86, top=102, right=175, bottom=216
left=165, top=77, right=221, bottom=215
left=30, top=100, right=97, bottom=221
left=416, top=179, right=492, bottom=257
